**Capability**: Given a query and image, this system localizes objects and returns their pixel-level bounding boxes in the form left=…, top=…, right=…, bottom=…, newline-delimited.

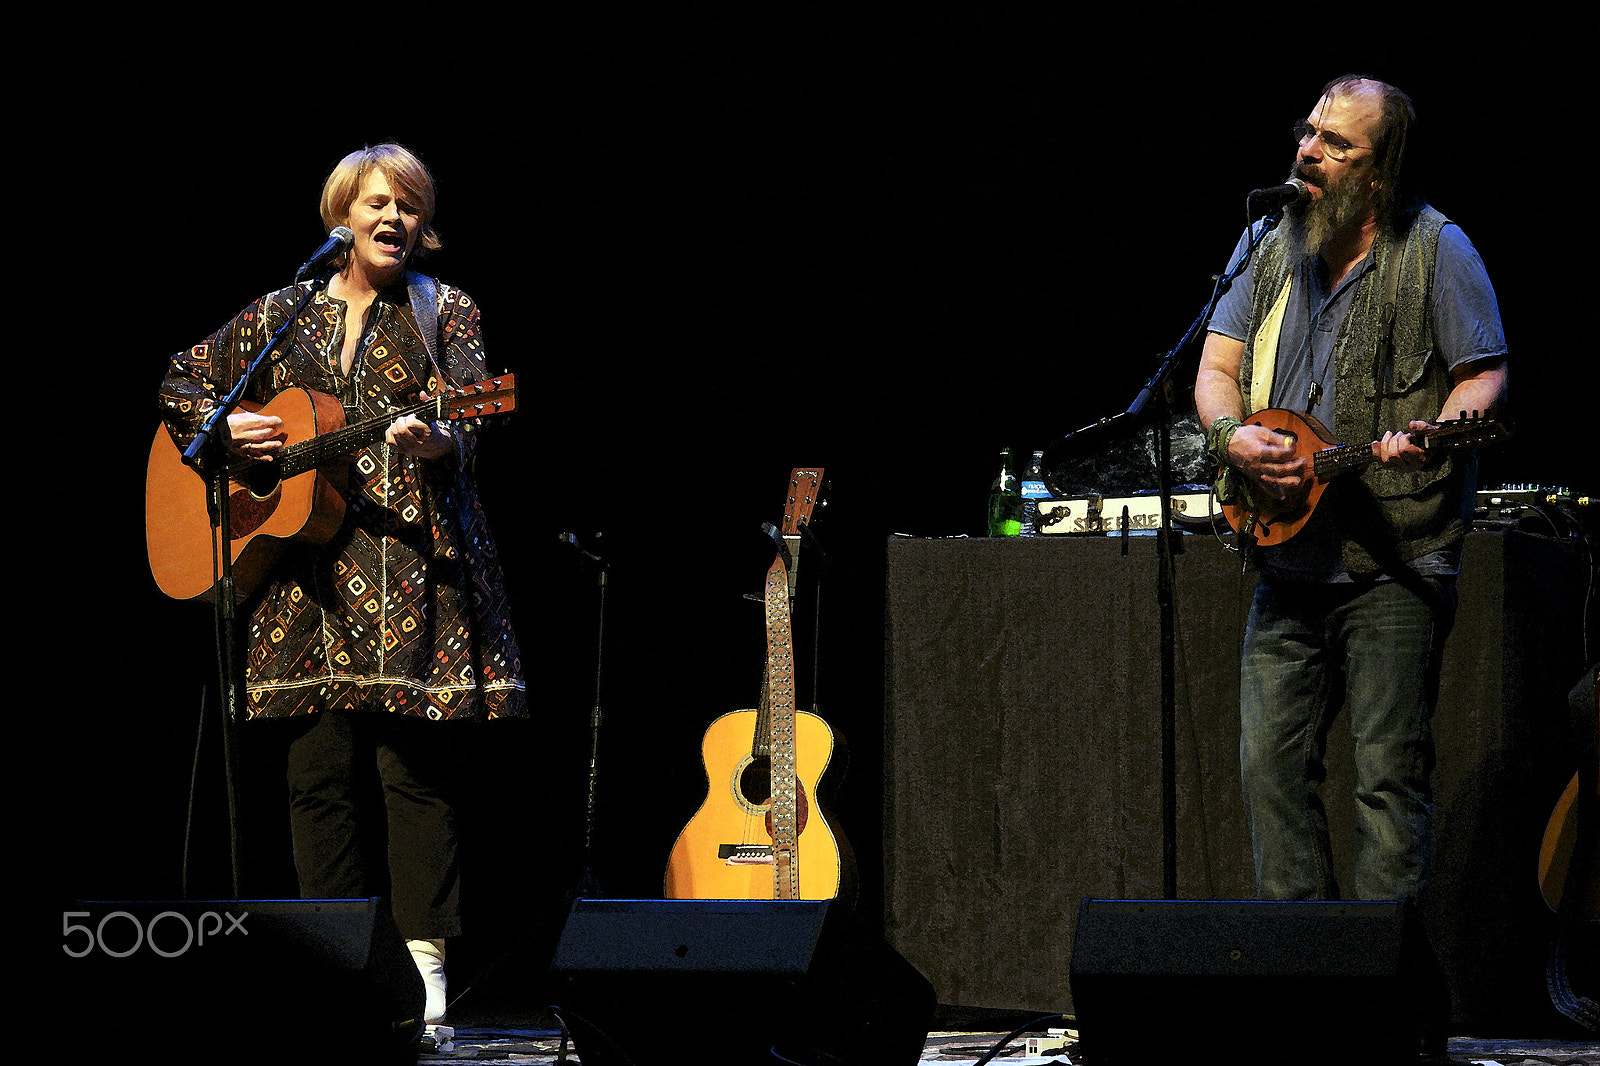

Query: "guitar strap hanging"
left=404, top=271, right=483, bottom=486
left=406, top=271, right=455, bottom=391
left=1369, top=227, right=1409, bottom=441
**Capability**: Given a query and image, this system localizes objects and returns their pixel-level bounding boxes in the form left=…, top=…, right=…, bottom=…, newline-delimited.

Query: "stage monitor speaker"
left=548, top=898, right=936, bottom=1066
left=1070, top=899, right=1445, bottom=1065
left=63, top=898, right=423, bottom=1064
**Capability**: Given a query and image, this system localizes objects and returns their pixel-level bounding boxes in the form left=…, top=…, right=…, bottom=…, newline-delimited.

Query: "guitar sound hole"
left=239, top=463, right=282, bottom=499
left=739, top=757, right=772, bottom=810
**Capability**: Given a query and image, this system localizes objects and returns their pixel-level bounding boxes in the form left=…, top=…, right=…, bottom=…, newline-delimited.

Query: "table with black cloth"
left=883, top=529, right=1590, bottom=1029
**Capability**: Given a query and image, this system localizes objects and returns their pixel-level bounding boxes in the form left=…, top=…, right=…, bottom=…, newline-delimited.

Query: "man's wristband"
left=1206, top=415, right=1243, bottom=466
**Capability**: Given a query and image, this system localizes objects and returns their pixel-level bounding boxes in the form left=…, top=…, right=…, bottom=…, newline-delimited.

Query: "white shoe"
left=419, top=1024, right=455, bottom=1054
left=406, top=937, right=448, bottom=1024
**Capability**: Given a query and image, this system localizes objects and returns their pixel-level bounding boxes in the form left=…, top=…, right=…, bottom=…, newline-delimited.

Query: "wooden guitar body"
left=1540, top=771, right=1596, bottom=917
left=1541, top=672, right=1599, bottom=918
left=146, top=376, right=516, bottom=603
left=145, top=388, right=347, bottom=603
left=1539, top=669, right=1598, bottom=1029
left=663, top=708, right=849, bottom=901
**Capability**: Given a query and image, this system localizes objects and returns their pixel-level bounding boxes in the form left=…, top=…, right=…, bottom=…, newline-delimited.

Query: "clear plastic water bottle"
left=987, top=448, right=1022, bottom=537
left=1019, top=450, right=1049, bottom=536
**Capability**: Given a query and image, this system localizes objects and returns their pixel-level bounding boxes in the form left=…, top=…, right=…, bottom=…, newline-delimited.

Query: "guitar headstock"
left=1421, top=411, right=1511, bottom=453
left=782, top=467, right=826, bottom=535
left=441, top=375, right=517, bottom=421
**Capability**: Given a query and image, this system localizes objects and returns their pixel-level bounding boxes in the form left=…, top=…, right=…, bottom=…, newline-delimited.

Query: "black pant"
left=285, top=711, right=462, bottom=939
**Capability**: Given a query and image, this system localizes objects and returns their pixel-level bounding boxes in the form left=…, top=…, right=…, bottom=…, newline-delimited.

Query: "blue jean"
left=1239, top=573, right=1456, bottom=902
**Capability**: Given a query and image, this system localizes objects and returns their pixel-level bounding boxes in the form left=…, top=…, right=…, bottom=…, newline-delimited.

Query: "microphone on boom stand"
left=1246, top=177, right=1310, bottom=217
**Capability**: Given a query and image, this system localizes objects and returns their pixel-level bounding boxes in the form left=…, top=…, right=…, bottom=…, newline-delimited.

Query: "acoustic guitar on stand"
left=145, top=376, right=517, bottom=602
left=1219, top=407, right=1509, bottom=546
left=1538, top=668, right=1598, bottom=1028
left=663, top=468, right=853, bottom=901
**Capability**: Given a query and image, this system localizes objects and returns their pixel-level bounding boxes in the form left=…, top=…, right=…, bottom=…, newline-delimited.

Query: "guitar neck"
left=1311, top=442, right=1375, bottom=480
left=227, top=376, right=516, bottom=483
left=746, top=540, right=795, bottom=762
left=750, top=675, right=773, bottom=758
left=270, top=396, right=435, bottom=479
left=749, top=469, right=822, bottom=757
left=1310, top=421, right=1493, bottom=481
left=754, top=467, right=824, bottom=899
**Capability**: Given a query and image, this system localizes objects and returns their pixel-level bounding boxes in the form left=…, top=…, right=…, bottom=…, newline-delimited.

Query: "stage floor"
left=412, top=1026, right=1597, bottom=1064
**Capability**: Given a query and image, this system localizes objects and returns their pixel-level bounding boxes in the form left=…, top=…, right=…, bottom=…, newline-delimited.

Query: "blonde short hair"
left=319, top=143, right=442, bottom=255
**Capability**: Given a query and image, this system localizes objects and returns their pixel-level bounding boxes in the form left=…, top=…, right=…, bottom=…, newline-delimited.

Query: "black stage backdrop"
left=24, top=10, right=1593, bottom=1023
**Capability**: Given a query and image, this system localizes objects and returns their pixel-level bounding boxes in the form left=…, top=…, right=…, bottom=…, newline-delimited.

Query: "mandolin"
left=1219, top=407, right=1509, bottom=546
left=145, top=375, right=517, bottom=602
left=663, top=468, right=852, bottom=901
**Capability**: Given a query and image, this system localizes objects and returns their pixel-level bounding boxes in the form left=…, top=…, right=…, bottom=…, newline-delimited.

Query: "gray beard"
left=1285, top=173, right=1372, bottom=260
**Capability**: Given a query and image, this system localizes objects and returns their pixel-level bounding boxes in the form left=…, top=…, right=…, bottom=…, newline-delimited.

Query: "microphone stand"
left=1041, top=203, right=1287, bottom=900
left=444, top=536, right=609, bottom=1021
left=182, top=272, right=331, bottom=898
left=556, top=532, right=610, bottom=899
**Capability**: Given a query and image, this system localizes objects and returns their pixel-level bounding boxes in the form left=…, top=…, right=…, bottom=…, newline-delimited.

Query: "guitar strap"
left=404, top=271, right=479, bottom=483
left=405, top=271, right=451, bottom=389
left=1369, top=229, right=1408, bottom=441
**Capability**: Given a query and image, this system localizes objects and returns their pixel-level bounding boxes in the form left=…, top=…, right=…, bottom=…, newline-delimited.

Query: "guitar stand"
left=797, top=520, right=831, bottom=716
left=765, top=512, right=833, bottom=716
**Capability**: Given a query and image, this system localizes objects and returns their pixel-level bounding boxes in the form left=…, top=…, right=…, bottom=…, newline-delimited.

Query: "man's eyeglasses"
left=1293, top=120, right=1373, bottom=161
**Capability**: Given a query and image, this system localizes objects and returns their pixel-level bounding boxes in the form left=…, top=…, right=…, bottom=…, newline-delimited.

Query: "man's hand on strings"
left=1373, top=420, right=1432, bottom=473
left=1229, top=423, right=1307, bottom=500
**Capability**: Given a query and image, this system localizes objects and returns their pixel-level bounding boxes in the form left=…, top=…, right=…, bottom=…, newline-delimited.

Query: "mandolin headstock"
left=1419, top=410, right=1511, bottom=453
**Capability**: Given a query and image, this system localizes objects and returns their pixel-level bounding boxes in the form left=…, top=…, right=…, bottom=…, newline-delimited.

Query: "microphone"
left=557, top=532, right=605, bottom=565
left=1246, top=177, right=1310, bottom=211
left=294, top=226, right=354, bottom=280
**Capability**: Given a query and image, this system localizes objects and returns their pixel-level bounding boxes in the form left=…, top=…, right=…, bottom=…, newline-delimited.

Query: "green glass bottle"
left=987, top=447, right=1022, bottom=537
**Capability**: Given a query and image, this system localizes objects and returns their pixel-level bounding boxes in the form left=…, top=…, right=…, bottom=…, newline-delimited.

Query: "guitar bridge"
left=718, top=844, right=774, bottom=866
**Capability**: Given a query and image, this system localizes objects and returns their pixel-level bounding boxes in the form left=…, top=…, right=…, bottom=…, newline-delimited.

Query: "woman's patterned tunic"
left=158, top=278, right=526, bottom=721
